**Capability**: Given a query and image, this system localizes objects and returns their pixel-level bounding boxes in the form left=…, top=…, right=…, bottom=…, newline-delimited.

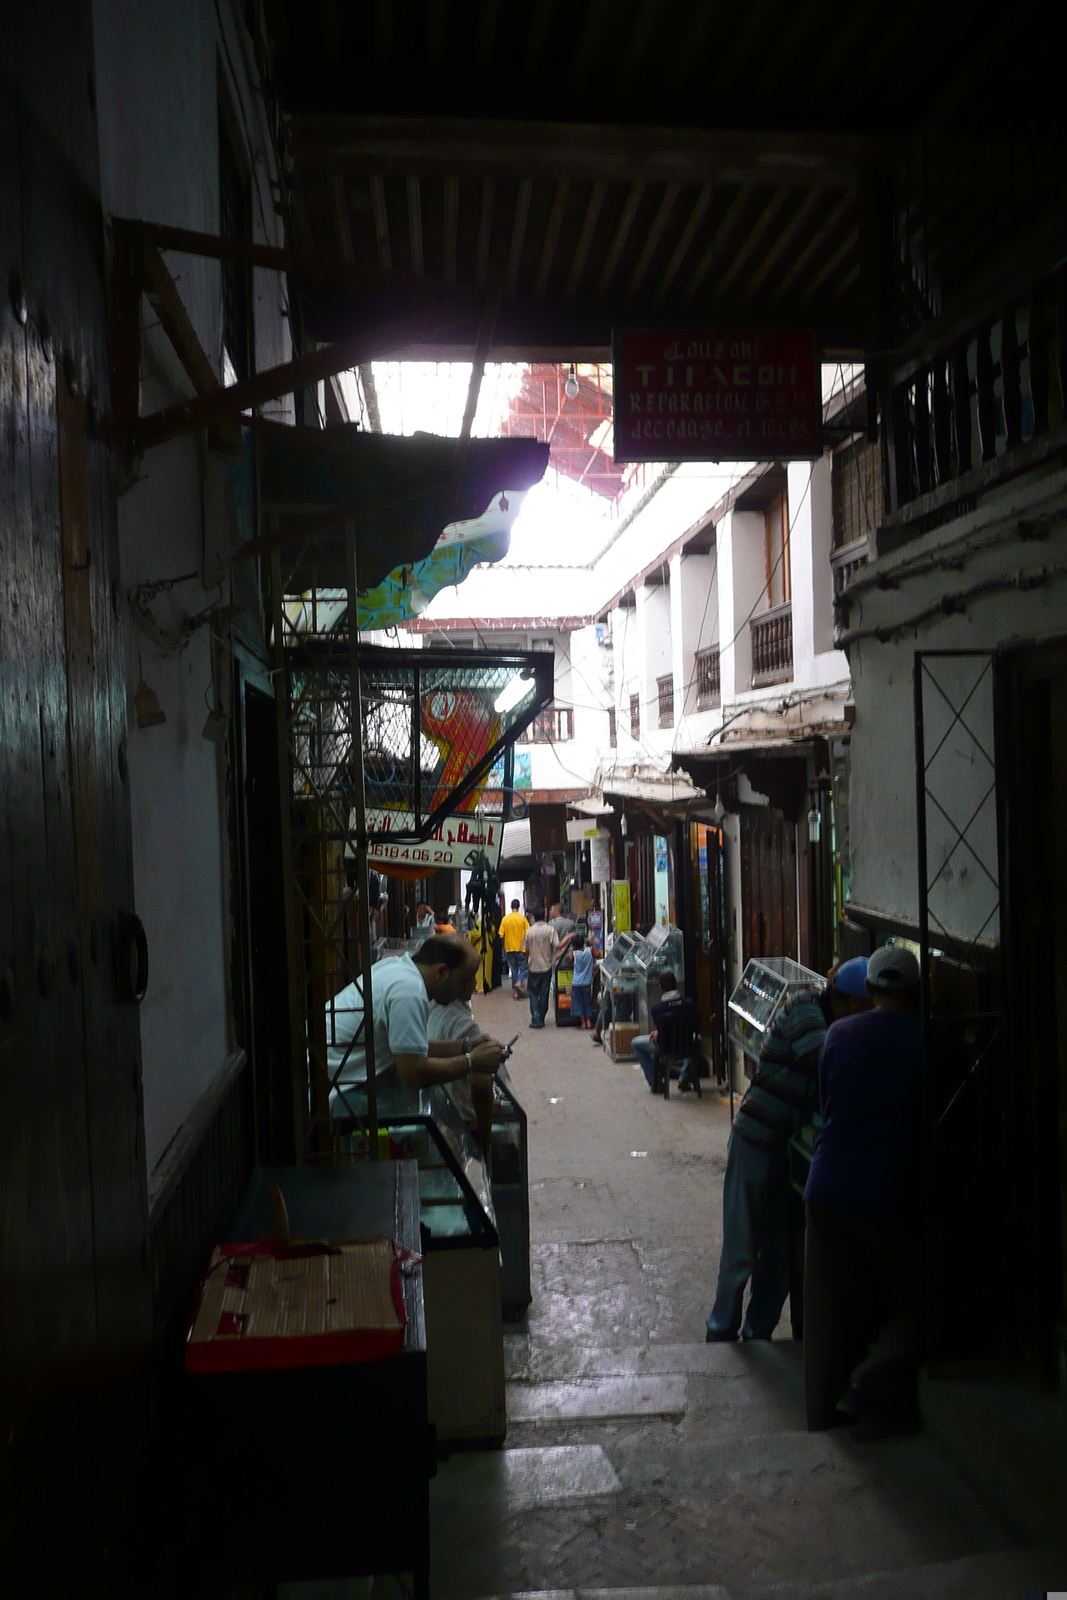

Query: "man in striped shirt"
left=705, top=958, right=871, bottom=1343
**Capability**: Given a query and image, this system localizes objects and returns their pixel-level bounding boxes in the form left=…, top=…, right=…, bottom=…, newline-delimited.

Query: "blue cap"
left=833, top=956, right=869, bottom=997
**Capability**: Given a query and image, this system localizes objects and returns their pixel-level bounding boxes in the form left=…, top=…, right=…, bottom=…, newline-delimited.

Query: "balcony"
left=527, top=704, right=574, bottom=743
left=751, top=603, right=793, bottom=687
left=695, top=645, right=721, bottom=709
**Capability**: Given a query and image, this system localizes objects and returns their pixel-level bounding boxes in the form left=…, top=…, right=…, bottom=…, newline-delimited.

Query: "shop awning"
left=231, top=420, right=548, bottom=593
left=566, top=796, right=615, bottom=817
left=602, top=772, right=705, bottom=805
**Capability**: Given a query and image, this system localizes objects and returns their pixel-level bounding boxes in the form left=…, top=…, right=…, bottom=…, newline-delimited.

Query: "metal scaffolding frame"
left=272, top=531, right=553, bottom=1160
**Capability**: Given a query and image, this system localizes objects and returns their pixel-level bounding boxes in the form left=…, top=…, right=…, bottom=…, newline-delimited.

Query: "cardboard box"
left=609, top=1022, right=640, bottom=1059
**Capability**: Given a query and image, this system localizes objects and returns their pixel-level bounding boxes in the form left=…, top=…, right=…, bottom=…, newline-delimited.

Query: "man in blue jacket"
left=705, top=958, right=871, bottom=1343
left=803, top=943, right=924, bottom=1429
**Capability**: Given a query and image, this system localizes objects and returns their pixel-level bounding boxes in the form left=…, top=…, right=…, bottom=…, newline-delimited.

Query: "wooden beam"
left=618, top=0, right=659, bottom=90
left=797, top=225, right=860, bottom=305
left=476, top=0, right=499, bottom=66
left=535, top=178, right=570, bottom=301
left=330, top=174, right=355, bottom=263
left=375, top=0, right=392, bottom=69
left=358, top=362, right=382, bottom=431
left=682, top=186, right=749, bottom=304
left=712, top=188, right=789, bottom=301
left=773, top=193, right=853, bottom=302
left=476, top=177, right=496, bottom=289
left=505, top=178, right=533, bottom=298
left=120, top=217, right=381, bottom=287
left=627, top=181, right=679, bottom=300
left=565, top=181, right=607, bottom=304
left=131, top=320, right=433, bottom=454
left=740, top=187, right=821, bottom=303
left=655, top=182, right=713, bottom=303
left=443, top=176, right=459, bottom=283
left=407, top=175, right=424, bottom=276
left=142, top=241, right=218, bottom=398
left=572, top=0, right=611, bottom=92
left=523, top=0, right=553, bottom=76
left=290, top=114, right=880, bottom=189
left=595, top=181, right=645, bottom=302
left=425, top=0, right=448, bottom=64
left=370, top=175, right=392, bottom=270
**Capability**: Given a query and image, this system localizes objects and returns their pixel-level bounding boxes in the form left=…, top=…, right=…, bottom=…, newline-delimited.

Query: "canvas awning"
left=230, top=420, right=548, bottom=593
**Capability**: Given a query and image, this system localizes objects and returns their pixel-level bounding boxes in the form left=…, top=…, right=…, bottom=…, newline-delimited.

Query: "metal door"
left=914, top=650, right=1006, bottom=1364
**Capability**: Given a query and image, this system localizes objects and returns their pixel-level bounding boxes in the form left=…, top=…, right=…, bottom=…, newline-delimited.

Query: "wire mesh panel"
left=914, top=649, right=1005, bottom=1363
left=282, top=638, right=553, bottom=840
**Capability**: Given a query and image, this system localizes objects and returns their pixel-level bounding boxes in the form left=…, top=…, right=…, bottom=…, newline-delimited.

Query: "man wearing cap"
left=705, top=958, right=872, bottom=1343
left=803, top=943, right=925, bottom=1430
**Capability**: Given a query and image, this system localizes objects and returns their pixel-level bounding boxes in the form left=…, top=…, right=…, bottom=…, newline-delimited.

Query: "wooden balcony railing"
left=877, top=265, right=1067, bottom=549
left=695, top=645, right=721, bottom=708
left=751, top=603, right=793, bottom=686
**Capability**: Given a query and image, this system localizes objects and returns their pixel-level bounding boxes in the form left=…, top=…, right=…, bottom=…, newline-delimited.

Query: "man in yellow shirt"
left=498, top=898, right=530, bottom=1000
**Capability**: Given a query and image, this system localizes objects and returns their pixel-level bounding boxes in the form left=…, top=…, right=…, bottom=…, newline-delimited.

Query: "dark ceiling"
left=261, top=2, right=1066, bottom=361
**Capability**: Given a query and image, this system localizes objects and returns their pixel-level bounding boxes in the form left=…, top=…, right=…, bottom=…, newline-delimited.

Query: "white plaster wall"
left=847, top=473, right=1067, bottom=935
left=718, top=510, right=766, bottom=697
left=788, top=457, right=848, bottom=686
left=637, top=582, right=673, bottom=759
left=671, top=548, right=718, bottom=741
left=94, top=0, right=292, bottom=1170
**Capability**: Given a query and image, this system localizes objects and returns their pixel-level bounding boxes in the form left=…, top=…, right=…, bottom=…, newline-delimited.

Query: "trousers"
left=506, top=951, right=528, bottom=991
left=527, top=969, right=551, bottom=1025
left=803, top=1200, right=923, bottom=1430
left=706, top=1132, right=792, bottom=1340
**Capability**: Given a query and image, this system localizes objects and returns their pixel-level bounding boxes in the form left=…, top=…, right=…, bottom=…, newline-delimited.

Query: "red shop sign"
left=612, top=329, right=820, bottom=462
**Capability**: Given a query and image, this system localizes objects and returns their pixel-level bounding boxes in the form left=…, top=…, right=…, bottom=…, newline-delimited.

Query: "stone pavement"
left=422, top=987, right=1061, bottom=1600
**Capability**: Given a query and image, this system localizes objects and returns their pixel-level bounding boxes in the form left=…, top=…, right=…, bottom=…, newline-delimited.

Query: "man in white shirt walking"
left=327, top=935, right=503, bottom=1119
left=523, top=907, right=559, bottom=1029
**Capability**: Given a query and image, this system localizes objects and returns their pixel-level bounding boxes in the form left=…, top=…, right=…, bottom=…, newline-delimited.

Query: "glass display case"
left=489, top=1065, right=531, bottom=1319
left=369, top=1085, right=505, bottom=1445
left=378, top=1085, right=497, bottom=1245
left=633, top=923, right=685, bottom=1032
left=727, top=956, right=825, bottom=1062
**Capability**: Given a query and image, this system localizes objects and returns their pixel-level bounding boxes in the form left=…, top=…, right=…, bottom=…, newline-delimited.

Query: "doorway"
left=1000, top=641, right=1067, bottom=1385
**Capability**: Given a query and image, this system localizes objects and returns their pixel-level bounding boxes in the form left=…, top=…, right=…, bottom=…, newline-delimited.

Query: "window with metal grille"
left=608, top=707, right=616, bottom=747
left=629, top=692, right=640, bottom=740
left=832, top=438, right=883, bottom=550
left=528, top=705, right=574, bottom=743
left=696, top=646, right=720, bottom=707
left=219, top=109, right=251, bottom=382
left=657, top=675, right=674, bottom=728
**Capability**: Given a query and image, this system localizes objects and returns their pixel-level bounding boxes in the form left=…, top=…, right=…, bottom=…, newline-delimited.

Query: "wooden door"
left=1, top=11, right=150, bottom=1576
left=739, top=805, right=798, bottom=965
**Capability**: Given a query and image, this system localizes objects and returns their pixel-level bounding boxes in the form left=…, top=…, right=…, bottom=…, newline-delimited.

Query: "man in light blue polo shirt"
left=327, top=934, right=503, bottom=1119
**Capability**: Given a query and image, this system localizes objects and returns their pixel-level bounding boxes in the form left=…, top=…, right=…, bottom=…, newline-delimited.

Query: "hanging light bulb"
left=807, top=800, right=822, bottom=843
left=712, top=792, right=725, bottom=825
left=565, top=363, right=579, bottom=399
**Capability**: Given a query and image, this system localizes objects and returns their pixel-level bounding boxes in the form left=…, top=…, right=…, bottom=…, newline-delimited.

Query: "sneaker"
left=705, top=1327, right=737, bottom=1343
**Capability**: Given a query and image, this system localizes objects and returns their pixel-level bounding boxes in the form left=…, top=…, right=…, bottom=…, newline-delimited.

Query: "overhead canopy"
left=257, top=8, right=1063, bottom=370
left=238, top=420, right=548, bottom=591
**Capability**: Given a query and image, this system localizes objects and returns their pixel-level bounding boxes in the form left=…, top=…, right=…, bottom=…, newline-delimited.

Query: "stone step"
left=503, top=1339, right=796, bottom=1385
left=464, top=1551, right=1067, bottom=1600
left=507, top=1374, right=687, bottom=1424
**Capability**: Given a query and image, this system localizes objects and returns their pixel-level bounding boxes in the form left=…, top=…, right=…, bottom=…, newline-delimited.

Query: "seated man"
left=803, top=945, right=924, bottom=1429
left=498, top=898, right=530, bottom=999
left=327, top=935, right=503, bottom=1121
left=426, top=936, right=500, bottom=1149
left=631, top=972, right=698, bottom=1093
left=705, top=959, right=871, bottom=1343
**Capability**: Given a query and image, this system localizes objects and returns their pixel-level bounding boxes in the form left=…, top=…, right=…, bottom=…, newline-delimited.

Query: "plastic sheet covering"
left=233, top=420, right=548, bottom=592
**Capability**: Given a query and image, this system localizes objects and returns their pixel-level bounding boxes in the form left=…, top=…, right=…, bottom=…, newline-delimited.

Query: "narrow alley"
left=424, top=991, right=1051, bottom=1600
